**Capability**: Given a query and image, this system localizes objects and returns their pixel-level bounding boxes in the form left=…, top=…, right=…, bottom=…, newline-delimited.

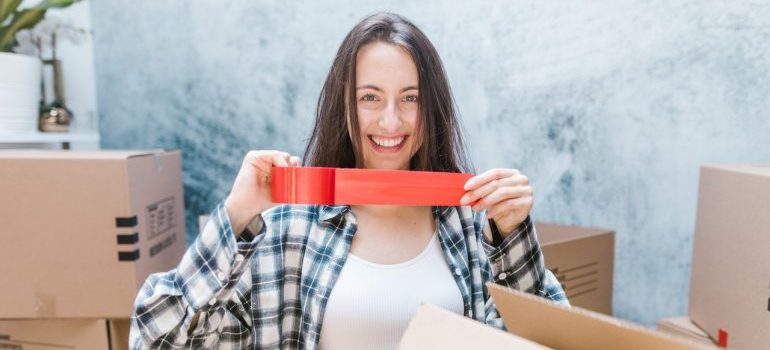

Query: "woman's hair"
left=303, top=12, right=471, bottom=173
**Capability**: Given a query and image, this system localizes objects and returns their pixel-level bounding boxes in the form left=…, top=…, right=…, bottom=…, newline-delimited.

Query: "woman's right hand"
left=224, top=150, right=301, bottom=236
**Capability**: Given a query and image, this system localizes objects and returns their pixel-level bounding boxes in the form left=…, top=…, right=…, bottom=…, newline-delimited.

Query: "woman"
left=130, top=12, right=567, bottom=350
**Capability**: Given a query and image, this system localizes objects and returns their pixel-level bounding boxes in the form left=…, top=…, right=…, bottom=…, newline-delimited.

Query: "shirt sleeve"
left=477, top=215, right=569, bottom=329
left=130, top=200, right=264, bottom=349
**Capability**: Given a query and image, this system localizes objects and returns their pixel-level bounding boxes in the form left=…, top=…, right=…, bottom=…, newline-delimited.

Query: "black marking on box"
left=150, top=234, right=177, bottom=257
left=116, top=216, right=138, bottom=228
left=146, top=197, right=176, bottom=240
left=117, top=232, right=139, bottom=244
left=118, top=249, right=140, bottom=261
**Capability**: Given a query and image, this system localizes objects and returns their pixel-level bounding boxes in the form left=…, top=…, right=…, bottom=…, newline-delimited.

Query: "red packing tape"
left=718, top=328, right=728, bottom=348
left=271, top=167, right=473, bottom=206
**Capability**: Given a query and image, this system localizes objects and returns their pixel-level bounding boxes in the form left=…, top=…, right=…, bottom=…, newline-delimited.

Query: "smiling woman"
left=303, top=12, right=469, bottom=174
left=129, top=12, right=567, bottom=350
left=354, top=42, right=421, bottom=170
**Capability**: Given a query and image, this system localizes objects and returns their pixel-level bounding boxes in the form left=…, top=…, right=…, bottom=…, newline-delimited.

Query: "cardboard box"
left=109, top=319, right=131, bottom=350
left=689, top=165, right=770, bottom=350
left=537, top=223, right=615, bottom=314
left=399, top=283, right=716, bottom=350
left=0, top=150, right=186, bottom=318
left=0, top=319, right=128, bottom=350
left=657, top=317, right=717, bottom=347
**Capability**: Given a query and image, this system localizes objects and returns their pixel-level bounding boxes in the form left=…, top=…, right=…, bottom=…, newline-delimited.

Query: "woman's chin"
left=363, top=161, right=410, bottom=171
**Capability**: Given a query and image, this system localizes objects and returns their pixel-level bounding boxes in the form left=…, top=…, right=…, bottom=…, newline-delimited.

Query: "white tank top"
left=318, top=233, right=464, bottom=350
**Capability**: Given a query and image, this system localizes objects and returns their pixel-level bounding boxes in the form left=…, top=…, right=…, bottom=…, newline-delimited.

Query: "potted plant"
left=0, top=0, right=78, bottom=134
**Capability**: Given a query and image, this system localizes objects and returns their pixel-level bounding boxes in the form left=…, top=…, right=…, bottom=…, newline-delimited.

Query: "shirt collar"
left=319, top=205, right=453, bottom=222
left=318, top=204, right=351, bottom=222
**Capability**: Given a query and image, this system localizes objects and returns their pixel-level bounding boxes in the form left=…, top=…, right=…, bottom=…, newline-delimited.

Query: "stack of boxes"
left=0, top=150, right=186, bottom=349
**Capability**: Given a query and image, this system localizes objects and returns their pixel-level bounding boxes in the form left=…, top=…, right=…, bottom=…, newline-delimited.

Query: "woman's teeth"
left=370, top=136, right=405, bottom=147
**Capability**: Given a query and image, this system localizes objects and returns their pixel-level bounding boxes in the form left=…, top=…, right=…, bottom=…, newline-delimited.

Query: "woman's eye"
left=360, top=94, right=377, bottom=102
left=403, top=95, right=418, bottom=102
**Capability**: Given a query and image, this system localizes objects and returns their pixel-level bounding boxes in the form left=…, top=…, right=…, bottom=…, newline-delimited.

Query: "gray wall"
left=90, top=0, right=770, bottom=325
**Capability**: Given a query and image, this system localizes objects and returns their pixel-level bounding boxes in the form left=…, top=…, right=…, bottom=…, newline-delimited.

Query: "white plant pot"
left=0, top=52, right=41, bottom=133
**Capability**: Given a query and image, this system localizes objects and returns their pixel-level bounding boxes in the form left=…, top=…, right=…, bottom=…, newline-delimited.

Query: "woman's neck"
left=350, top=204, right=431, bottom=219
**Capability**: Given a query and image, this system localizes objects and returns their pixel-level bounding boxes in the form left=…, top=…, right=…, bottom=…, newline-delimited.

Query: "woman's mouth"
left=368, top=135, right=407, bottom=153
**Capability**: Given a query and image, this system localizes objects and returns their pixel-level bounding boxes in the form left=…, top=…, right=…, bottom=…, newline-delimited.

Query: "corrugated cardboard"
left=689, top=165, right=770, bottom=349
left=0, top=150, right=186, bottom=318
left=0, top=319, right=129, bottom=349
left=537, top=223, right=615, bottom=314
left=399, top=284, right=715, bottom=349
left=657, top=317, right=717, bottom=347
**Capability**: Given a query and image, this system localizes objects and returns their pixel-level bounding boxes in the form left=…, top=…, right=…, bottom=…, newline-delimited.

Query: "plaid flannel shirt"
left=130, top=201, right=568, bottom=349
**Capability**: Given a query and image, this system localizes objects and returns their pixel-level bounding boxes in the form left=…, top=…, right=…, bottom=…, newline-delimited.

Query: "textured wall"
left=90, top=0, right=770, bottom=325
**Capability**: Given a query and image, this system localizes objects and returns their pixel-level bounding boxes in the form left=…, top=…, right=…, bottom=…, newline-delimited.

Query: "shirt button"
left=498, top=272, right=508, bottom=280
left=217, top=271, right=227, bottom=282
left=208, top=297, right=216, bottom=306
left=317, top=287, right=326, bottom=297
left=454, top=268, right=462, bottom=276
left=234, top=254, right=244, bottom=263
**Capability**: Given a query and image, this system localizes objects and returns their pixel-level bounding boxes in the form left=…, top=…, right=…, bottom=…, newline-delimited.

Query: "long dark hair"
left=303, top=12, right=471, bottom=173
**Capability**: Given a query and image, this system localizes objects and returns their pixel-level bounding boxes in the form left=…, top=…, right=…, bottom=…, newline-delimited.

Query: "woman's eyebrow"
left=356, top=84, right=382, bottom=91
left=355, top=85, right=419, bottom=92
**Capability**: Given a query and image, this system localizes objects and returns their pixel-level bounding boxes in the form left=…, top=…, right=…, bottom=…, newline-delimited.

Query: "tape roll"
left=271, top=167, right=473, bottom=206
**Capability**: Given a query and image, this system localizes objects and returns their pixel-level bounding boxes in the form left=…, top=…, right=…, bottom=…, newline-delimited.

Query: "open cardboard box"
left=399, top=283, right=717, bottom=350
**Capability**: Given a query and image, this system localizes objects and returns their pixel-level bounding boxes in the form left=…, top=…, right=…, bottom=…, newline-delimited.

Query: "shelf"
left=0, top=131, right=99, bottom=144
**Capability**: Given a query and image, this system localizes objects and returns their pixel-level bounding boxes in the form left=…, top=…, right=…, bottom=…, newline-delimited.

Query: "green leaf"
left=33, top=0, right=78, bottom=10
left=0, top=8, right=44, bottom=51
left=0, top=0, right=23, bottom=25
left=0, top=0, right=78, bottom=52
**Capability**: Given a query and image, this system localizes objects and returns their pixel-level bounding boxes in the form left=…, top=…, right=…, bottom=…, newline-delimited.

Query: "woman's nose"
left=378, top=101, right=402, bottom=132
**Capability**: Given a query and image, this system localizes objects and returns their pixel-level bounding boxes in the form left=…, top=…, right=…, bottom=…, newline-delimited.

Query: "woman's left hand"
left=459, top=168, right=533, bottom=237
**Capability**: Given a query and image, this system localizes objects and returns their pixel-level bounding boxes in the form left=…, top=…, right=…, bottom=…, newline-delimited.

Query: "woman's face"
left=353, top=42, right=421, bottom=170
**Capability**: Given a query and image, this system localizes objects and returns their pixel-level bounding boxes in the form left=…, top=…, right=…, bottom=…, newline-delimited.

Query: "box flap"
left=488, top=284, right=715, bottom=350
left=0, top=149, right=174, bottom=160
left=398, top=304, right=552, bottom=350
left=702, top=164, right=770, bottom=177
